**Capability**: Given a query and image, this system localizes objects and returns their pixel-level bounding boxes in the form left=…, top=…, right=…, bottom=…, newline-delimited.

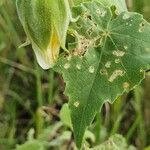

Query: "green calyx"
left=16, top=0, right=71, bottom=69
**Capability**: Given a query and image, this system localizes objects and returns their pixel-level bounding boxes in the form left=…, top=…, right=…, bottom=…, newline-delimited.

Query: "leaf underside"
left=54, top=1, right=150, bottom=148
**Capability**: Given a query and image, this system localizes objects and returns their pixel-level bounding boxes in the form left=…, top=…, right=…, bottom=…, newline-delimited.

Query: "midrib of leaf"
left=74, top=13, right=113, bottom=142
left=75, top=36, right=108, bottom=143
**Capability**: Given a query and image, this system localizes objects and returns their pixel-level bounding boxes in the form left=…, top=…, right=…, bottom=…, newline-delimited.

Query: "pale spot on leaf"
left=105, top=61, right=111, bottom=68
left=96, top=9, right=101, bottom=14
left=64, top=63, right=70, bottom=69
left=76, top=64, right=81, bottom=70
left=100, top=68, right=108, bottom=75
left=74, top=101, right=80, bottom=108
left=140, top=69, right=144, bottom=73
left=123, top=82, right=130, bottom=89
left=139, top=27, right=144, bottom=33
left=124, top=46, right=128, bottom=50
left=113, top=50, right=125, bottom=57
left=123, top=13, right=130, bottom=20
left=96, top=9, right=106, bottom=17
left=89, top=66, right=95, bottom=73
left=115, top=58, right=121, bottom=64
left=108, top=70, right=125, bottom=82
left=67, top=55, right=72, bottom=61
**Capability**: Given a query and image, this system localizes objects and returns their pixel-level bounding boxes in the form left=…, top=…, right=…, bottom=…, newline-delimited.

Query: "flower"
left=16, top=0, right=71, bottom=69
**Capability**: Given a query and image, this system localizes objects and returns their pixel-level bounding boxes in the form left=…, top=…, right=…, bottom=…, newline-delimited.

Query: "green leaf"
left=59, top=104, right=95, bottom=143
left=16, top=140, right=45, bottom=150
left=91, top=134, right=136, bottom=150
left=54, top=1, right=150, bottom=148
left=70, top=0, right=91, bottom=6
left=71, top=0, right=127, bottom=13
left=97, top=0, right=127, bottom=13
left=144, top=146, right=150, bottom=150
left=16, top=0, right=71, bottom=69
left=60, top=103, right=73, bottom=129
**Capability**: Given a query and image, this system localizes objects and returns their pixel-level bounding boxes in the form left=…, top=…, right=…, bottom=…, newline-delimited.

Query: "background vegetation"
left=0, top=0, right=150, bottom=149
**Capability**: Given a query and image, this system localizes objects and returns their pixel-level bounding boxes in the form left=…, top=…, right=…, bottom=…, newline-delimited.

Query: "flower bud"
left=16, top=0, right=71, bottom=69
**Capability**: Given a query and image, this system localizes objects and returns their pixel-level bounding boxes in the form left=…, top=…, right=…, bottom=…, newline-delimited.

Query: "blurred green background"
left=0, top=0, right=150, bottom=150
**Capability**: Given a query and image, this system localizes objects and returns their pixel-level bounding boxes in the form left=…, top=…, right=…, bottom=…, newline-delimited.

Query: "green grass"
left=0, top=0, right=150, bottom=149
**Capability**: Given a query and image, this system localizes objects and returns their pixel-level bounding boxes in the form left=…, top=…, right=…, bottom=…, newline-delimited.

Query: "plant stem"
left=48, top=70, right=54, bottom=105
left=0, top=4, right=30, bottom=65
left=125, top=116, right=140, bottom=141
left=35, top=61, right=44, bottom=137
left=134, top=86, right=146, bottom=148
left=94, top=112, right=101, bottom=143
left=35, top=62, right=43, bottom=107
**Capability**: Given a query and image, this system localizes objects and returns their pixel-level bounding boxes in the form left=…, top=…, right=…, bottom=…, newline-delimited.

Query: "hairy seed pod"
left=16, top=0, right=71, bottom=69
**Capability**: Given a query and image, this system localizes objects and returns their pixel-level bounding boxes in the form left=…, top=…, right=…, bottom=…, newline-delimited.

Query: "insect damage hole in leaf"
left=54, top=1, right=150, bottom=149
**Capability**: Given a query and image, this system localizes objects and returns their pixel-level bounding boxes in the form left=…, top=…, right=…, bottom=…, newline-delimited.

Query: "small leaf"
left=18, top=38, right=30, bottom=48
left=54, top=1, right=150, bottom=148
left=92, top=134, right=136, bottom=150
left=60, top=103, right=73, bottom=129
left=144, top=146, right=150, bottom=150
left=16, top=140, right=45, bottom=150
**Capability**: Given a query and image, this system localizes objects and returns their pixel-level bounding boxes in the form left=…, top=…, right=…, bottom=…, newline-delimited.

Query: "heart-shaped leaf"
left=54, top=1, right=150, bottom=148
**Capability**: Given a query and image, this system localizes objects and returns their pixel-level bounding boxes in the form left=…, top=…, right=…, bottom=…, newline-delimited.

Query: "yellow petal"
left=49, top=26, right=60, bottom=63
left=33, top=27, right=60, bottom=70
